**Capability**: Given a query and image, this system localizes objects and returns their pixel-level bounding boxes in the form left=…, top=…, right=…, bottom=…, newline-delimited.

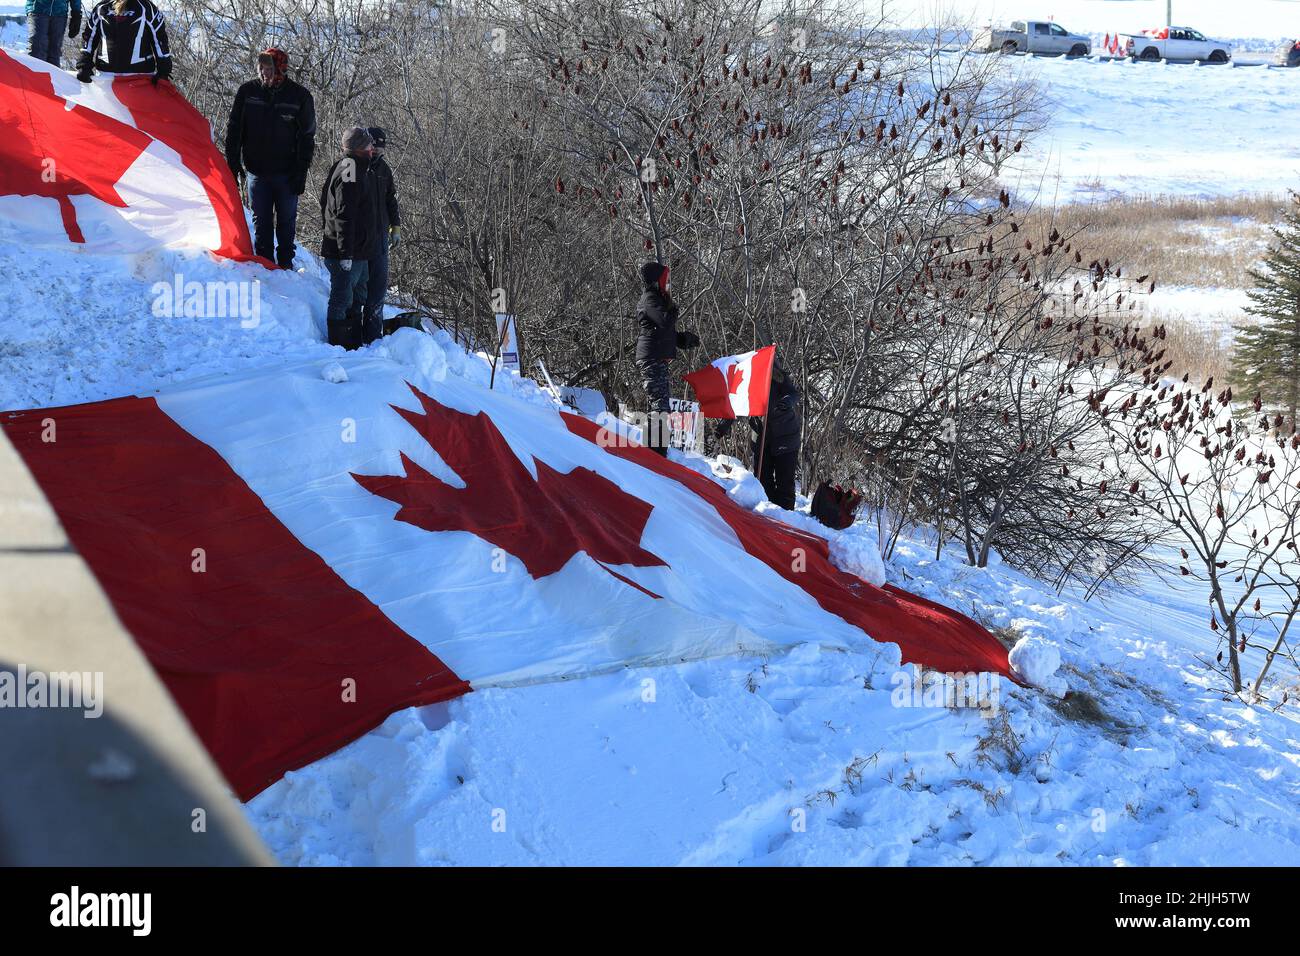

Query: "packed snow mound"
left=829, top=528, right=887, bottom=587
left=1010, top=635, right=1067, bottom=698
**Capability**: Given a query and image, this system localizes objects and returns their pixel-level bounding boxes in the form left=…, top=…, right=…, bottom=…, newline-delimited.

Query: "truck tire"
left=1000, top=40, right=1017, bottom=55
left=1208, top=50, right=1228, bottom=63
left=1139, top=46, right=1160, bottom=61
left=1068, top=44, right=1087, bottom=58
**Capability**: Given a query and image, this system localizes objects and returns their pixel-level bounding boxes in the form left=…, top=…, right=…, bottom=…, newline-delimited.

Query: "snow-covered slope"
left=248, top=533, right=1300, bottom=866
left=4, top=231, right=1296, bottom=865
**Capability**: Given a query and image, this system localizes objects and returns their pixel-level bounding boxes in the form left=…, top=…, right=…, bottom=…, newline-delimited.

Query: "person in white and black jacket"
left=75, top=0, right=171, bottom=84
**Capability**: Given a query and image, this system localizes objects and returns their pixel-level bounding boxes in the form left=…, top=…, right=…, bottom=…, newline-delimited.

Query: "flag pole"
left=754, top=345, right=775, bottom=483
left=754, top=408, right=770, bottom=481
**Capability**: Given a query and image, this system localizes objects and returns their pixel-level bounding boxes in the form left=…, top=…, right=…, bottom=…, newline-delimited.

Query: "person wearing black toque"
left=361, top=126, right=400, bottom=344
left=634, top=261, right=699, bottom=457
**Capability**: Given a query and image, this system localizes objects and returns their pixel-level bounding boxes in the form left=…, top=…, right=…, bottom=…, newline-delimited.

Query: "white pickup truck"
left=1121, top=26, right=1232, bottom=63
left=972, top=20, right=1092, bottom=57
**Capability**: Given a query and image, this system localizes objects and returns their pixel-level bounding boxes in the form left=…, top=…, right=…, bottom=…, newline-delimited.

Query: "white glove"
left=340, top=259, right=352, bottom=271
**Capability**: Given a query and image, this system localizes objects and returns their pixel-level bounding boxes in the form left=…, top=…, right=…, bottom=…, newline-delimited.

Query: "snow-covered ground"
left=248, top=524, right=1300, bottom=866
left=997, top=53, right=1300, bottom=203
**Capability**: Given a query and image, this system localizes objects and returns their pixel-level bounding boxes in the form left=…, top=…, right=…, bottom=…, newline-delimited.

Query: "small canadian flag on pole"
left=682, top=345, right=776, bottom=419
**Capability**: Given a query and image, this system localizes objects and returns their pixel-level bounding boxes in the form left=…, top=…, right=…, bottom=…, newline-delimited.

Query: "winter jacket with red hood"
left=635, top=262, right=684, bottom=363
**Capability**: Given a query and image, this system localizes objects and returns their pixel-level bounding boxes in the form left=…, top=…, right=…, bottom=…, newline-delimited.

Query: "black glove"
left=676, top=329, right=700, bottom=349
left=68, top=8, right=81, bottom=37
left=153, top=58, right=171, bottom=85
left=76, top=65, right=93, bottom=83
left=713, top=418, right=734, bottom=438
left=227, top=158, right=244, bottom=181
left=290, top=170, right=308, bottom=196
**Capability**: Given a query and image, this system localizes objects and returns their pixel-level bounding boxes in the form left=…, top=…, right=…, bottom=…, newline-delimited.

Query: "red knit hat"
left=257, top=48, right=289, bottom=85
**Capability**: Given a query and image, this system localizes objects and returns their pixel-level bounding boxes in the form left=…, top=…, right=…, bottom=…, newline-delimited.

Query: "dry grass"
left=1023, top=193, right=1285, bottom=290
left=1158, top=317, right=1236, bottom=383
left=1023, top=193, right=1288, bottom=382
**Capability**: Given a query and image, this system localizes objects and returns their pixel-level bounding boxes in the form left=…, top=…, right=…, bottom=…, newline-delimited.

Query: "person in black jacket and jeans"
left=225, top=48, right=317, bottom=269
left=76, top=0, right=170, bottom=83
left=362, top=127, right=400, bottom=343
left=320, top=127, right=380, bottom=350
left=635, top=262, right=699, bottom=457
left=717, top=359, right=802, bottom=510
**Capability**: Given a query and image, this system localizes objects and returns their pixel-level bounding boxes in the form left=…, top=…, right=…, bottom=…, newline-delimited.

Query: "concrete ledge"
left=0, top=427, right=274, bottom=865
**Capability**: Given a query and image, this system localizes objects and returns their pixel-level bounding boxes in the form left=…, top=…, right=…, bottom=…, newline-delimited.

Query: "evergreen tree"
left=1234, top=192, right=1300, bottom=429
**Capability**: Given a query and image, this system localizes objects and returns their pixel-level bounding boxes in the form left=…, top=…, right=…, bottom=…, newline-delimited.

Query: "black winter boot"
left=345, top=309, right=366, bottom=349
left=362, top=308, right=384, bottom=346
left=328, top=312, right=363, bottom=350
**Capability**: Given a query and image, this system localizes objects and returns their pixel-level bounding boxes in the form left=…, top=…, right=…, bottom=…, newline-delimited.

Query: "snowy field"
left=891, top=0, right=1300, bottom=44
left=997, top=53, right=1300, bottom=203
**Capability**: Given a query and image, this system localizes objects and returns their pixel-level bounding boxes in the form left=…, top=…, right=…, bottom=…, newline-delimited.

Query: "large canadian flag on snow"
left=2, top=358, right=1012, bottom=800
left=0, top=50, right=264, bottom=263
left=682, top=344, right=776, bottom=418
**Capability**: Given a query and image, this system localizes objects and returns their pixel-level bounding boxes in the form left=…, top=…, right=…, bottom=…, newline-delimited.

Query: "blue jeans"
left=28, top=14, right=67, bottom=67
left=364, top=240, right=389, bottom=343
left=247, top=172, right=299, bottom=267
left=324, top=258, right=369, bottom=348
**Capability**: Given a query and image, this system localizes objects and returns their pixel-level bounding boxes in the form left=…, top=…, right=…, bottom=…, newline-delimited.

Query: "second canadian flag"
left=682, top=345, right=776, bottom=419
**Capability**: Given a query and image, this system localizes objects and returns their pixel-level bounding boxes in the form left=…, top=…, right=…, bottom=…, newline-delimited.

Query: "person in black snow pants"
left=717, top=359, right=802, bottom=510
left=635, top=262, right=699, bottom=456
left=76, top=0, right=170, bottom=84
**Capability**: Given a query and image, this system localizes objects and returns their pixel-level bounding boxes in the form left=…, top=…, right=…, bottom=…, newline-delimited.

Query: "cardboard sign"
left=495, top=313, right=519, bottom=372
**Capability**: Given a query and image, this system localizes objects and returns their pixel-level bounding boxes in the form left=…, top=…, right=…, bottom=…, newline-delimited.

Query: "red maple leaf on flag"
left=725, top=360, right=747, bottom=397
left=353, top=384, right=668, bottom=585
left=0, top=51, right=154, bottom=243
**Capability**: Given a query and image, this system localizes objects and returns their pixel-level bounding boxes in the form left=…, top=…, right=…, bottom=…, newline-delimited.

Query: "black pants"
left=756, top=448, right=798, bottom=510
left=637, top=358, right=671, bottom=457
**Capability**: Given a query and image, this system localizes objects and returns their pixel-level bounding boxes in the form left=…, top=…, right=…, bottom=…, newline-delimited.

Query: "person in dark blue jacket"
left=26, top=0, right=80, bottom=67
left=319, top=127, right=381, bottom=350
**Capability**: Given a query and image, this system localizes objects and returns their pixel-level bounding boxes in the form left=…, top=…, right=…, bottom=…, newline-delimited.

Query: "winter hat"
left=366, top=127, right=387, bottom=149
left=341, top=126, right=373, bottom=153
left=257, top=48, right=289, bottom=85
left=640, top=261, right=669, bottom=291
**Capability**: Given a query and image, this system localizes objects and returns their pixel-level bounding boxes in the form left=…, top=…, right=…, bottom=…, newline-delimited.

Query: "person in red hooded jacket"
left=634, top=261, right=700, bottom=457
left=225, top=48, right=317, bottom=268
